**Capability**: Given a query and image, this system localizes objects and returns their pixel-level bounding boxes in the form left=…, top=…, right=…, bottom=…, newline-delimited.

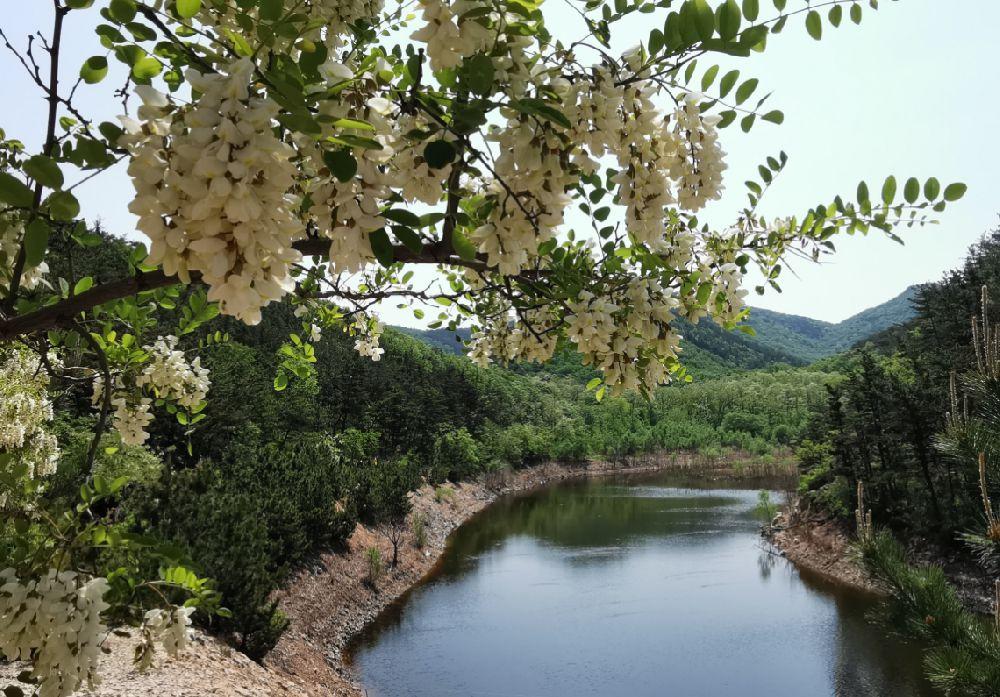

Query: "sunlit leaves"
left=45, top=191, right=80, bottom=221
left=24, top=156, right=63, bottom=190
left=176, top=0, right=201, bottom=18
left=131, top=55, right=162, bottom=80
left=80, top=56, right=109, bottom=84
left=0, top=173, right=34, bottom=208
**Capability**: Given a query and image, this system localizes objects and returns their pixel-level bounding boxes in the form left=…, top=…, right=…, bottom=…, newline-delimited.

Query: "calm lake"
left=346, top=472, right=933, bottom=697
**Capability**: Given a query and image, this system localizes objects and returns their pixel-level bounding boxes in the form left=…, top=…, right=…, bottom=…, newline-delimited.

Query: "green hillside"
left=399, top=287, right=919, bottom=374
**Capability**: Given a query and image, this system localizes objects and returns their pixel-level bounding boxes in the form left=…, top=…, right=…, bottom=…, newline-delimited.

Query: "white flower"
left=123, top=60, right=301, bottom=324
left=0, top=569, right=110, bottom=697
left=0, top=349, right=59, bottom=480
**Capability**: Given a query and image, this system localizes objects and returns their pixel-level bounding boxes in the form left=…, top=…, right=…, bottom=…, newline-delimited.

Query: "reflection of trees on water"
left=756, top=548, right=777, bottom=580
left=793, top=567, right=936, bottom=697
left=437, top=482, right=744, bottom=578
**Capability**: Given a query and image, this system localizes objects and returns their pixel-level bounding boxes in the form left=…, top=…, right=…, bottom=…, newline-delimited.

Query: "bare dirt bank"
left=768, top=509, right=879, bottom=595
left=1, top=454, right=791, bottom=697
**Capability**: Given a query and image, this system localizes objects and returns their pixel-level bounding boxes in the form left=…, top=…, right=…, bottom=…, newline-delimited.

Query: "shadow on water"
left=347, top=471, right=935, bottom=697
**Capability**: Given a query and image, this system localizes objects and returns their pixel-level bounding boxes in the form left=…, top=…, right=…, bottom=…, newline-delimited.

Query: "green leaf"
left=24, top=156, right=63, bottom=189
left=424, top=140, right=456, bottom=169
left=108, top=0, right=137, bottom=23
left=382, top=209, right=422, bottom=227
left=74, top=276, right=94, bottom=295
left=330, top=117, right=375, bottom=131
left=45, top=191, right=80, bottom=220
left=923, top=177, right=940, bottom=200
left=391, top=226, right=423, bottom=254
left=132, top=56, right=162, bottom=80
left=850, top=2, right=862, bottom=24
left=0, top=173, right=34, bottom=208
left=700, top=64, right=719, bottom=91
left=23, top=219, right=50, bottom=268
left=903, top=177, right=919, bottom=204
left=741, top=0, right=759, bottom=21
left=857, top=180, right=870, bottom=205
left=690, top=0, right=716, bottom=40
left=805, top=10, right=822, bottom=40
left=322, top=149, right=357, bottom=182
left=369, top=228, right=395, bottom=267
left=259, top=0, right=284, bottom=20
left=458, top=54, right=495, bottom=95
left=717, top=0, right=742, bottom=41
left=881, top=175, right=897, bottom=205
left=828, top=4, right=843, bottom=27
left=176, top=0, right=201, bottom=18
left=943, top=182, right=967, bottom=201
left=719, top=69, right=739, bottom=98
left=511, top=98, right=572, bottom=129
left=451, top=228, right=477, bottom=262
left=586, top=377, right=602, bottom=391
left=80, top=55, right=109, bottom=84
left=273, top=373, right=288, bottom=391
left=734, top=77, right=758, bottom=105
left=761, top=110, right=783, bottom=124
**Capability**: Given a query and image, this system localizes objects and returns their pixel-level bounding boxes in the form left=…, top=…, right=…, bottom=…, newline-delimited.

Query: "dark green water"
left=347, top=472, right=934, bottom=697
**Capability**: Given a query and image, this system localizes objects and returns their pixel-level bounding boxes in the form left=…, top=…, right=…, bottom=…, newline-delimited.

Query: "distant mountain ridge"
left=396, top=285, right=920, bottom=375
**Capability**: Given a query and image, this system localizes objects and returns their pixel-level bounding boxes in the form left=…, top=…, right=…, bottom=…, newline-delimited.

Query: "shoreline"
left=1, top=454, right=792, bottom=697
left=767, top=509, right=880, bottom=595
left=266, top=455, right=791, bottom=695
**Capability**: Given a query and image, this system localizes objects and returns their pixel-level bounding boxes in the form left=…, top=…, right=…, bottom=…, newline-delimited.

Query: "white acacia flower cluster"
left=92, top=374, right=154, bottom=447
left=467, top=308, right=559, bottom=367
left=670, top=94, right=727, bottom=212
left=564, top=279, right=682, bottom=395
left=137, top=336, right=211, bottom=409
left=0, top=349, right=59, bottom=480
left=122, top=60, right=301, bottom=324
left=0, top=568, right=110, bottom=697
left=0, top=215, right=48, bottom=299
left=472, top=119, right=576, bottom=276
left=135, top=606, right=194, bottom=671
left=410, top=0, right=492, bottom=71
left=91, top=336, right=210, bottom=446
left=352, top=316, right=385, bottom=361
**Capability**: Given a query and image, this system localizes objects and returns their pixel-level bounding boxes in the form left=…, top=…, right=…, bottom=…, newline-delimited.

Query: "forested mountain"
left=399, top=287, right=919, bottom=374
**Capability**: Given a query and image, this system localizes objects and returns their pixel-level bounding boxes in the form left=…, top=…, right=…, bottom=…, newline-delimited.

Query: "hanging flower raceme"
left=91, top=336, right=210, bottom=446
left=137, top=336, right=211, bottom=409
left=0, top=568, right=110, bottom=697
left=670, top=94, right=727, bottom=212
left=121, top=60, right=302, bottom=324
left=0, top=348, right=59, bottom=481
left=352, top=316, right=385, bottom=361
left=0, top=214, right=49, bottom=299
left=135, top=606, right=195, bottom=671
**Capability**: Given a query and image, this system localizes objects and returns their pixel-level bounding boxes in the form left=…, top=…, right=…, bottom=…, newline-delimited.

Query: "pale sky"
left=3, top=1, right=997, bottom=325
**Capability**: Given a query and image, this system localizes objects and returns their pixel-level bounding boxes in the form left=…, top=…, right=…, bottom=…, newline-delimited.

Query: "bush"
left=431, top=427, right=481, bottom=481
left=126, top=426, right=356, bottom=655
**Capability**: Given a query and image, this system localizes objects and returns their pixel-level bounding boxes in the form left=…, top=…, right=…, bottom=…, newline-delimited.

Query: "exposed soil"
left=769, top=508, right=879, bottom=594
left=770, top=504, right=998, bottom=615
left=1, top=453, right=794, bottom=697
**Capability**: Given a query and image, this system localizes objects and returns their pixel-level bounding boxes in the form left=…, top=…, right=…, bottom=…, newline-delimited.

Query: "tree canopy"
left=0, top=0, right=968, bottom=694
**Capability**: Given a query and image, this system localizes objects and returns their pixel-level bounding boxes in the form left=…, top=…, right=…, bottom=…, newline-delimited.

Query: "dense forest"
left=6, top=230, right=837, bottom=658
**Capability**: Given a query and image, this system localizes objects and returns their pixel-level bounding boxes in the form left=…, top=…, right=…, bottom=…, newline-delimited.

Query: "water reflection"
left=348, top=472, right=934, bottom=697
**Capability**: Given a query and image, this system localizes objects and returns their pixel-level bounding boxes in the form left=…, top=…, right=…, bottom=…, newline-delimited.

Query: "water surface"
left=348, top=472, right=933, bottom=697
